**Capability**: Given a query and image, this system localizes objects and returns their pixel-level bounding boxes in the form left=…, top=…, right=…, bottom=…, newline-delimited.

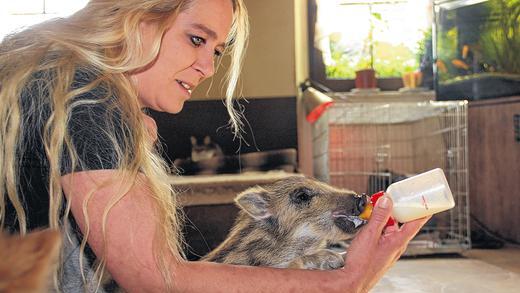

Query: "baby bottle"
left=359, top=168, right=455, bottom=225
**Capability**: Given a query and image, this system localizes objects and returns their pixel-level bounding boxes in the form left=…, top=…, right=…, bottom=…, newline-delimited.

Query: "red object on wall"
left=306, top=101, right=334, bottom=123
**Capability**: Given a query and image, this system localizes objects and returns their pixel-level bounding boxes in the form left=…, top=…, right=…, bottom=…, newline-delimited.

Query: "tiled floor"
left=372, top=245, right=520, bottom=293
left=461, top=246, right=520, bottom=275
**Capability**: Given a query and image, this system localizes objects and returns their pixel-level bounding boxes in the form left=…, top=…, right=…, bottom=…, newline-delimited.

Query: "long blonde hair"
left=0, top=0, right=249, bottom=290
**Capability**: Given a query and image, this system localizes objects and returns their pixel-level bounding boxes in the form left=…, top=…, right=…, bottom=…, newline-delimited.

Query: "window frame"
left=307, top=0, right=404, bottom=92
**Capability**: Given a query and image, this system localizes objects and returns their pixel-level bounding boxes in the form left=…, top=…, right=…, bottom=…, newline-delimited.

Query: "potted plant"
left=355, top=4, right=378, bottom=89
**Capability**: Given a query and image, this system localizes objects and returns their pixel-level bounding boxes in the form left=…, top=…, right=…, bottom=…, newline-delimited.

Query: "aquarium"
left=433, top=0, right=520, bottom=100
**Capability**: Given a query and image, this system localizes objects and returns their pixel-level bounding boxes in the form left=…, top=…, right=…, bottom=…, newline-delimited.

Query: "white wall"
left=192, top=0, right=299, bottom=100
left=0, top=0, right=88, bottom=40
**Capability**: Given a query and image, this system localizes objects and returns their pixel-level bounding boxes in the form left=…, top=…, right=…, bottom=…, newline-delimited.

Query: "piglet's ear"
left=190, top=136, right=197, bottom=146
left=235, top=187, right=272, bottom=219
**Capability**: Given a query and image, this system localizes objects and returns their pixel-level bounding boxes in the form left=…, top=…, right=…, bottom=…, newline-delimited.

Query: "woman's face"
left=133, top=0, right=233, bottom=113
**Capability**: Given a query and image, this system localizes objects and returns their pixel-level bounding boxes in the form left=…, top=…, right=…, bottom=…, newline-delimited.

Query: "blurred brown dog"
left=0, top=229, right=61, bottom=293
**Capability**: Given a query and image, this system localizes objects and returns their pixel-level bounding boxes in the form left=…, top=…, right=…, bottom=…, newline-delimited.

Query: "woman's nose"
left=194, top=50, right=215, bottom=78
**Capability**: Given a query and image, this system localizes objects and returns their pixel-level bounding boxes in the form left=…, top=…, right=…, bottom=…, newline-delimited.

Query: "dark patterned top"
left=5, top=70, right=129, bottom=292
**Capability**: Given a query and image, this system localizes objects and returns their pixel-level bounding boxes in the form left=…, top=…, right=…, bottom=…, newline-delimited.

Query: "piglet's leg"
left=288, top=249, right=345, bottom=270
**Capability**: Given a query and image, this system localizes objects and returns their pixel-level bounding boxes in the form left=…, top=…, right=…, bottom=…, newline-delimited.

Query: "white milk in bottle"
left=385, top=168, right=455, bottom=223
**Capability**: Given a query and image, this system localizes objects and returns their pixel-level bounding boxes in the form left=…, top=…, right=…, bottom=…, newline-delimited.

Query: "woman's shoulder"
left=71, top=68, right=111, bottom=98
left=22, top=67, right=106, bottom=100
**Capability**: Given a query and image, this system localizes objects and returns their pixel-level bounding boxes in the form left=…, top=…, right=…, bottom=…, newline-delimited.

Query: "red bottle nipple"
left=370, top=191, right=396, bottom=227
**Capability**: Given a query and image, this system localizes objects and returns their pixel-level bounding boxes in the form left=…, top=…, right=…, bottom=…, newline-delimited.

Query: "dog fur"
left=0, top=229, right=62, bottom=293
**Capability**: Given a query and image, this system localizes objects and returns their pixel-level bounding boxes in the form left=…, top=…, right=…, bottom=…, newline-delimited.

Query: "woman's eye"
left=191, top=35, right=222, bottom=58
left=190, top=36, right=205, bottom=47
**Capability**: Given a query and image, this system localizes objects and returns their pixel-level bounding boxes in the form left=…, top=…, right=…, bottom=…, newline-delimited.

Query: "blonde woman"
left=0, top=0, right=430, bottom=292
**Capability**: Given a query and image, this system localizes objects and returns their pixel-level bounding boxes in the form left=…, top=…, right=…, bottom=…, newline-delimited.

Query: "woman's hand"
left=341, top=196, right=431, bottom=293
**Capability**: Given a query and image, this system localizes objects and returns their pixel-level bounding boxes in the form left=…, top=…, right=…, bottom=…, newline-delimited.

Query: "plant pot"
left=402, top=71, right=423, bottom=89
left=355, top=69, right=377, bottom=89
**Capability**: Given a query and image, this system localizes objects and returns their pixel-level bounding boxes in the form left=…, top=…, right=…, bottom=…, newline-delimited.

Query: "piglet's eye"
left=291, top=188, right=313, bottom=204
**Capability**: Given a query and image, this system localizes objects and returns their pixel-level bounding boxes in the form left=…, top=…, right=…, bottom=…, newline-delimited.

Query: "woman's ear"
left=137, top=20, right=160, bottom=61
left=235, top=187, right=272, bottom=219
left=139, top=20, right=155, bottom=39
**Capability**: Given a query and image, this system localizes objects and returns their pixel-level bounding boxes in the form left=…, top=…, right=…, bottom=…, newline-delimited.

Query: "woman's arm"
left=174, top=196, right=430, bottom=293
left=61, top=170, right=429, bottom=293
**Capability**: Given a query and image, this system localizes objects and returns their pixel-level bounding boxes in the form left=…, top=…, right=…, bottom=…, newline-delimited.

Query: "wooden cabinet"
left=468, top=96, right=520, bottom=243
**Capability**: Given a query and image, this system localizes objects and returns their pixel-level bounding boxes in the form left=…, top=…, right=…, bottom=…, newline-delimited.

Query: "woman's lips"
left=176, top=79, right=193, bottom=95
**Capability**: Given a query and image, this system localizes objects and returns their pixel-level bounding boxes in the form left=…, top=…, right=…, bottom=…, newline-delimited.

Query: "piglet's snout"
left=333, top=194, right=369, bottom=217
left=354, top=194, right=369, bottom=216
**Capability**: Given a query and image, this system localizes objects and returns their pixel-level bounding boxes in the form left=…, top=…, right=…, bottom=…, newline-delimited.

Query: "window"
left=0, top=0, right=88, bottom=40
left=309, top=0, right=433, bottom=91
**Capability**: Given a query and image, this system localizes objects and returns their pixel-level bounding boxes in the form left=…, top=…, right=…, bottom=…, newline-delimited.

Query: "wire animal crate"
left=312, top=99, right=471, bottom=255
